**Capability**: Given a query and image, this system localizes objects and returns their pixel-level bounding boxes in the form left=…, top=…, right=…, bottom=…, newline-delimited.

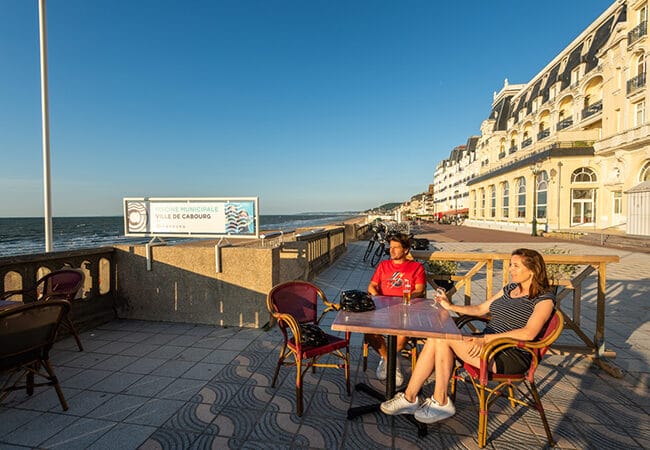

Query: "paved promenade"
left=0, top=225, right=648, bottom=449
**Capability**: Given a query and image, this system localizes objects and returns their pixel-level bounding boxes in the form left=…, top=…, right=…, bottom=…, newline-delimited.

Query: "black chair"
left=0, top=300, right=71, bottom=411
left=1, top=269, right=85, bottom=351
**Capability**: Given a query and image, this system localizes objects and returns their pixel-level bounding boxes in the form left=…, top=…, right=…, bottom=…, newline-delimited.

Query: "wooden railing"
left=412, top=250, right=622, bottom=377
left=295, top=227, right=347, bottom=278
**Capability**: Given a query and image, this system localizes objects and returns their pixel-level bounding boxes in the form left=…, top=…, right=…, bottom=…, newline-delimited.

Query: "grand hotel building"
left=432, top=0, right=650, bottom=236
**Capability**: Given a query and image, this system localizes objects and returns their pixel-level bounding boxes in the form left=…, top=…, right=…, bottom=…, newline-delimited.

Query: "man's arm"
left=368, top=280, right=380, bottom=296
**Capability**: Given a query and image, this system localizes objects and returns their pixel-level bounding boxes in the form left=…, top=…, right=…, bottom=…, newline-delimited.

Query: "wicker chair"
left=450, top=309, right=564, bottom=448
left=0, top=300, right=71, bottom=410
left=1, top=269, right=85, bottom=351
left=267, top=281, right=350, bottom=416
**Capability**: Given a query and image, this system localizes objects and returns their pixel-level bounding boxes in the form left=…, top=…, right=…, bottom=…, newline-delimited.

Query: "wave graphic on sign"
left=225, top=203, right=254, bottom=234
left=127, top=201, right=149, bottom=232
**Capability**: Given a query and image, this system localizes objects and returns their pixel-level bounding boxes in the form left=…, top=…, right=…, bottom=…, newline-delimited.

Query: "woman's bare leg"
left=403, top=338, right=437, bottom=402
left=432, top=339, right=490, bottom=405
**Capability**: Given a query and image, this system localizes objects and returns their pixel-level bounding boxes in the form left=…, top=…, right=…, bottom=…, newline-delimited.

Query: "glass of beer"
left=402, top=279, right=412, bottom=305
left=434, top=287, right=447, bottom=304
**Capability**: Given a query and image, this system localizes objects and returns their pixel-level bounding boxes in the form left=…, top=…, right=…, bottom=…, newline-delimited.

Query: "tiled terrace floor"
left=1, top=239, right=648, bottom=449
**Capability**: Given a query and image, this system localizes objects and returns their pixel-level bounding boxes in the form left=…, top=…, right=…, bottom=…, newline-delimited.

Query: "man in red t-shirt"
left=367, top=233, right=426, bottom=386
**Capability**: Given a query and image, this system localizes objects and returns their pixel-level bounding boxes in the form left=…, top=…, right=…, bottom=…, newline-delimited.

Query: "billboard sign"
left=123, top=197, right=259, bottom=238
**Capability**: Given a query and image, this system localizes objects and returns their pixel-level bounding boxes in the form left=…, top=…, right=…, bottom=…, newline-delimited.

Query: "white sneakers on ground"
left=414, top=397, right=456, bottom=423
left=380, top=393, right=456, bottom=423
left=375, top=358, right=404, bottom=387
left=380, top=392, right=419, bottom=415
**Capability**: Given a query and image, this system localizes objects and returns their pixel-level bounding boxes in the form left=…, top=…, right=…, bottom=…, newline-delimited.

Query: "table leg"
left=346, top=335, right=429, bottom=436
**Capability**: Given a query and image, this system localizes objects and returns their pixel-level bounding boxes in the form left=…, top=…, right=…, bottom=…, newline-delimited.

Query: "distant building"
left=433, top=0, right=650, bottom=236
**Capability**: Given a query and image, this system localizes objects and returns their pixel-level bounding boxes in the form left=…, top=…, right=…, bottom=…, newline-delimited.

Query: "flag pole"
left=38, top=0, right=53, bottom=252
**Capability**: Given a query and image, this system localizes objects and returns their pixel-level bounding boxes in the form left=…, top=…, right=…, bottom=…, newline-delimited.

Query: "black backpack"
left=298, top=323, right=328, bottom=347
left=340, top=290, right=376, bottom=312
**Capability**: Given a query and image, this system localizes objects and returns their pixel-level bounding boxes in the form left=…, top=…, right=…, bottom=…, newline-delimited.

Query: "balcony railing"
left=628, top=21, right=647, bottom=46
left=537, top=129, right=550, bottom=140
left=627, top=72, right=646, bottom=95
left=556, top=117, right=574, bottom=131
left=508, top=146, right=518, bottom=154
left=582, top=100, right=603, bottom=120
left=498, top=152, right=506, bottom=159
left=521, top=138, right=532, bottom=148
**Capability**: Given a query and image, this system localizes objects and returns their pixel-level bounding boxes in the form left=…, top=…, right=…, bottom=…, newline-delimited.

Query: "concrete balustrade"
left=0, top=224, right=356, bottom=331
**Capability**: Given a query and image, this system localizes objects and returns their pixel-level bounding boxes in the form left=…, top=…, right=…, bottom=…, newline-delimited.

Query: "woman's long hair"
left=511, top=248, right=551, bottom=299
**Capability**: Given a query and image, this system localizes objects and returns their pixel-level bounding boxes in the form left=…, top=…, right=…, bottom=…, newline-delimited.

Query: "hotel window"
left=472, top=190, right=477, bottom=216
left=571, top=167, right=597, bottom=225
left=571, top=67, right=581, bottom=86
left=536, top=171, right=548, bottom=219
left=516, top=177, right=526, bottom=218
left=502, top=181, right=510, bottom=218
left=613, top=191, right=623, bottom=215
left=480, top=188, right=486, bottom=217
left=634, top=101, right=645, bottom=127
left=490, top=185, right=496, bottom=218
left=641, top=160, right=650, bottom=181
left=639, top=5, right=648, bottom=24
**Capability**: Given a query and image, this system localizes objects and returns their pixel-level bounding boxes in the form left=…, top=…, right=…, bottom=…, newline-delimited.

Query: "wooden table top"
left=332, top=295, right=463, bottom=340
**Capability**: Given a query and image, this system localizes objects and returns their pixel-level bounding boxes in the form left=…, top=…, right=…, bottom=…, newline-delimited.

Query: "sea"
left=0, top=214, right=361, bottom=257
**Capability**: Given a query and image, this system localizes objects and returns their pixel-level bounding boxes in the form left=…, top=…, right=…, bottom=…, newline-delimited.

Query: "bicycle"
left=363, top=223, right=386, bottom=262
left=369, top=229, right=415, bottom=267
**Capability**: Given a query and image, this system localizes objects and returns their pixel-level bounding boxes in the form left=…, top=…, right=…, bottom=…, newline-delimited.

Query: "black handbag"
left=340, top=290, right=376, bottom=312
left=299, top=323, right=329, bottom=347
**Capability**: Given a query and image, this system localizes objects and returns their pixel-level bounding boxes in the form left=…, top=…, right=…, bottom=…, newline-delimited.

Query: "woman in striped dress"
left=380, top=248, right=555, bottom=424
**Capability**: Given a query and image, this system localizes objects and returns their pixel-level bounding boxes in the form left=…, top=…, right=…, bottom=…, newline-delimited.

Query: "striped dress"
left=484, top=283, right=555, bottom=336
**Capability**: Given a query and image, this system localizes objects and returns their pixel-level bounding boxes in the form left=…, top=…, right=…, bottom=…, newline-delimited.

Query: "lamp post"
left=530, top=161, right=543, bottom=237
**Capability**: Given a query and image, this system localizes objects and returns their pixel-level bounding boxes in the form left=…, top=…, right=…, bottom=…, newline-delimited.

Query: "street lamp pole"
left=530, top=161, right=542, bottom=237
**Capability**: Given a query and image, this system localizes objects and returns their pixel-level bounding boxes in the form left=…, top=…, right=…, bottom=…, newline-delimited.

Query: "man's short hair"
left=389, top=232, right=412, bottom=250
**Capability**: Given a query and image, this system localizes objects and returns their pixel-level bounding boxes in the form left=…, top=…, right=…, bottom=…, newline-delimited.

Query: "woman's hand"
left=438, top=293, right=453, bottom=311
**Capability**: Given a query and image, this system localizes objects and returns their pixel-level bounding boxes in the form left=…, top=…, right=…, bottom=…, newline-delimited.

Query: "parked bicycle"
left=363, top=222, right=387, bottom=263
left=369, top=229, right=418, bottom=267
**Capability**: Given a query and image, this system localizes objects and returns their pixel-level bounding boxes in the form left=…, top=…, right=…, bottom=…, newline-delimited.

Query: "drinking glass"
left=434, top=287, right=447, bottom=304
left=402, top=280, right=412, bottom=305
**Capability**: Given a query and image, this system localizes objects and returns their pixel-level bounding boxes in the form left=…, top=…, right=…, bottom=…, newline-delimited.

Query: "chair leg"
left=64, top=315, right=84, bottom=351
left=271, top=346, right=286, bottom=388
left=296, top=358, right=303, bottom=416
left=43, top=359, right=68, bottom=411
left=362, top=340, right=368, bottom=371
left=478, top=385, right=489, bottom=448
left=410, top=340, right=418, bottom=372
left=26, top=365, right=35, bottom=396
left=345, top=346, right=351, bottom=395
left=529, top=380, right=555, bottom=447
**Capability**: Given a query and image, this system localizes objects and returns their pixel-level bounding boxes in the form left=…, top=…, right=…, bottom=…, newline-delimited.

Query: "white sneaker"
left=380, top=392, right=420, bottom=415
left=414, top=397, right=456, bottom=424
left=376, top=358, right=387, bottom=381
left=376, top=358, right=404, bottom=386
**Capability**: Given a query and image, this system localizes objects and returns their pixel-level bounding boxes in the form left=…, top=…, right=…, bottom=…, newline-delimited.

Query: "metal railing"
left=537, top=129, right=550, bottom=140
left=556, top=117, right=574, bottom=131
left=628, top=20, right=647, bottom=46
left=626, top=72, right=646, bottom=95
left=521, top=138, right=532, bottom=148
left=582, top=100, right=603, bottom=119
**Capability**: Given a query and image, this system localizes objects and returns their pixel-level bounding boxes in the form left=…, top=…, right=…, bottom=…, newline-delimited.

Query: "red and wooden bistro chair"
left=266, top=281, right=350, bottom=416
left=450, top=309, right=564, bottom=448
left=0, top=300, right=72, bottom=411
left=1, top=269, right=85, bottom=351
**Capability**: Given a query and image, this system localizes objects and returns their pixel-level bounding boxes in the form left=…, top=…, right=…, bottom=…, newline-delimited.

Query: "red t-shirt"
left=370, top=260, right=426, bottom=297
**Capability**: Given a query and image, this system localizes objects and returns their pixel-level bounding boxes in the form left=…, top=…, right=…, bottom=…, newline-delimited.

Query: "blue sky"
left=0, top=0, right=614, bottom=217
